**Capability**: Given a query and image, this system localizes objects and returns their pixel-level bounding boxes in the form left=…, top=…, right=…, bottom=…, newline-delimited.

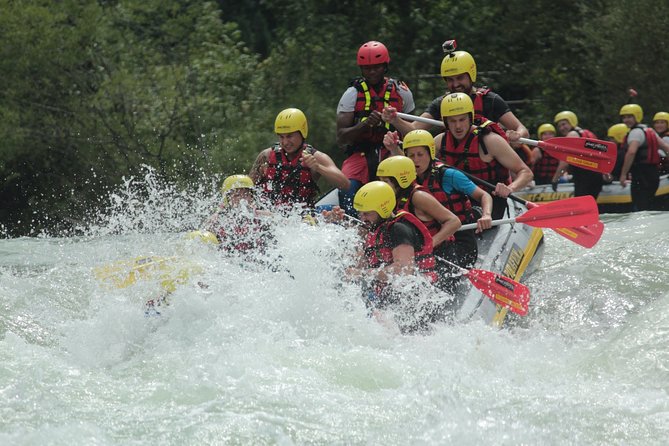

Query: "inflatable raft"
left=315, top=189, right=544, bottom=327
left=516, top=174, right=669, bottom=213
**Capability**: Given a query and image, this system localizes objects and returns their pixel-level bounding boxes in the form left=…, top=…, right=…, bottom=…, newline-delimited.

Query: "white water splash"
left=1, top=175, right=668, bottom=444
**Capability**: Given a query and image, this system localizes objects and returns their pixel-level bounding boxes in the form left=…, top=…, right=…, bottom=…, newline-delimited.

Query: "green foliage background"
left=0, top=0, right=666, bottom=236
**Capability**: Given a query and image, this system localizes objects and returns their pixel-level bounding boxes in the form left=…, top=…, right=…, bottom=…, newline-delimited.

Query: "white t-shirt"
left=627, top=127, right=646, bottom=144
left=336, top=80, right=415, bottom=114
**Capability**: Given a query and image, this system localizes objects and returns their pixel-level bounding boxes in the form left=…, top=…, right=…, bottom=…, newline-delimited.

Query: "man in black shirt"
left=383, top=45, right=528, bottom=143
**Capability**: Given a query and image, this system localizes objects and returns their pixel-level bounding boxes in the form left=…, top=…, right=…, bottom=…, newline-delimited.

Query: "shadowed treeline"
left=1, top=0, right=666, bottom=236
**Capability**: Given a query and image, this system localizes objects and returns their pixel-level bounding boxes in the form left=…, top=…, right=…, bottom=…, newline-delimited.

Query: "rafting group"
left=176, top=39, right=620, bottom=332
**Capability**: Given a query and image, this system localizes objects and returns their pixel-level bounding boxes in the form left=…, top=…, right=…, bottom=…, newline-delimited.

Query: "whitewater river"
left=1, top=178, right=668, bottom=445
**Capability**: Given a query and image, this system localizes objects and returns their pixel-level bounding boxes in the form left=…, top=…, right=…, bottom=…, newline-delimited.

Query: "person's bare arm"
left=482, top=133, right=533, bottom=195
left=302, top=151, right=350, bottom=190
left=381, top=106, right=434, bottom=135
left=249, top=148, right=271, bottom=183
left=411, top=191, right=461, bottom=247
left=619, top=140, right=639, bottom=187
left=336, top=111, right=383, bottom=146
left=499, top=111, right=529, bottom=142
left=470, top=186, right=493, bottom=232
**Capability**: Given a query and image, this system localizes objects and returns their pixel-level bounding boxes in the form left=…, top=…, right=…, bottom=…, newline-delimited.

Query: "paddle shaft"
left=459, top=218, right=515, bottom=231
left=397, top=112, right=615, bottom=173
left=397, top=112, right=443, bottom=127
left=450, top=165, right=532, bottom=208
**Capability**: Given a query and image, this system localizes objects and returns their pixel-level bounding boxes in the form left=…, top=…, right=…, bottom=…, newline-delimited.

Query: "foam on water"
left=1, top=174, right=669, bottom=444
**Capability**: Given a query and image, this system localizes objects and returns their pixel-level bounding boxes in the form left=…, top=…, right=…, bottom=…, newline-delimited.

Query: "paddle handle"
left=517, top=137, right=539, bottom=147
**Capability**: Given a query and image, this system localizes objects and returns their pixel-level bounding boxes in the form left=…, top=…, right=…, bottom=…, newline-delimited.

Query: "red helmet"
left=357, top=41, right=390, bottom=66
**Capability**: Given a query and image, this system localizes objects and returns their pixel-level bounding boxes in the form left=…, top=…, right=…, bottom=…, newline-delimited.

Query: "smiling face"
left=621, top=114, right=637, bottom=128
left=445, top=73, right=472, bottom=93
left=654, top=120, right=668, bottom=134
left=405, top=146, right=431, bottom=177
left=556, top=119, right=573, bottom=136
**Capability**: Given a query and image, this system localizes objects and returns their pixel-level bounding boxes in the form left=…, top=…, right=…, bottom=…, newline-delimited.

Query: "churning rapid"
left=1, top=172, right=668, bottom=445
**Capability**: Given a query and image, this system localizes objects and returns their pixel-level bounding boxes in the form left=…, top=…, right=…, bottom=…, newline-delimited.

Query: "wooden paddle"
left=395, top=112, right=617, bottom=173
left=437, top=256, right=530, bottom=316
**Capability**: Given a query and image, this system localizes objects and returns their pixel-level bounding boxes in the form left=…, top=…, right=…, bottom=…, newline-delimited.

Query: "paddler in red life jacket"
left=376, top=155, right=461, bottom=256
left=652, top=111, right=669, bottom=175
left=336, top=41, right=414, bottom=216
left=203, top=174, right=273, bottom=254
left=550, top=110, right=605, bottom=198
left=250, top=108, right=349, bottom=211
left=434, top=92, right=534, bottom=220
left=376, top=155, right=468, bottom=295
left=348, top=181, right=439, bottom=332
left=382, top=41, right=529, bottom=144
left=530, top=123, right=561, bottom=185
left=606, top=123, right=630, bottom=180
left=383, top=129, right=493, bottom=268
left=618, top=104, right=669, bottom=211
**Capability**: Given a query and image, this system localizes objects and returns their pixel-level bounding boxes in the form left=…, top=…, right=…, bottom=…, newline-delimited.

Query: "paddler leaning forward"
left=435, top=92, right=533, bottom=219
left=324, top=181, right=443, bottom=333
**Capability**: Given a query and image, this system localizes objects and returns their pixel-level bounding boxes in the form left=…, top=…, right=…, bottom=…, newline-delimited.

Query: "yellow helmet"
left=440, top=51, right=477, bottom=83
left=441, top=92, right=474, bottom=120
left=619, top=104, right=643, bottom=122
left=274, top=108, right=308, bottom=138
left=607, top=123, right=630, bottom=144
left=376, top=156, right=417, bottom=189
left=221, top=174, right=254, bottom=195
left=353, top=181, right=396, bottom=219
left=553, top=111, right=578, bottom=128
left=537, top=123, right=556, bottom=138
left=653, top=111, right=669, bottom=123
left=402, top=129, right=436, bottom=159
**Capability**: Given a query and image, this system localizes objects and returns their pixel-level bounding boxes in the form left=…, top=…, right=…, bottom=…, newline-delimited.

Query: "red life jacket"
left=259, top=144, right=320, bottom=207
left=471, top=87, right=491, bottom=121
left=575, top=128, right=598, bottom=139
left=533, top=150, right=560, bottom=183
left=438, top=119, right=511, bottom=187
left=417, top=161, right=475, bottom=224
left=352, top=77, right=405, bottom=147
left=363, top=211, right=437, bottom=284
left=622, top=125, right=661, bottom=165
left=395, top=184, right=441, bottom=236
left=216, top=213, right=269, bottom=253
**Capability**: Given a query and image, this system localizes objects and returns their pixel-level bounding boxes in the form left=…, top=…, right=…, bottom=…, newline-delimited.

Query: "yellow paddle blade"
left=93, top=256, right=201, bottom=290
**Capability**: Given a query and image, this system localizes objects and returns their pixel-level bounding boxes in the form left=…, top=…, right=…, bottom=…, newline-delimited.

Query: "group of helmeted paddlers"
left=208, top=39, right=626, bottom=320
left=98, top=39, right=636, bottom=322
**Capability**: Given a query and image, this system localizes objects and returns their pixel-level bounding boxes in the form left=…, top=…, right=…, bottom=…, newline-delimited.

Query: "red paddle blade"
left=538, top=137, right=617, bottom=174
left=553, top=221, right=605, bottom=248
left=466, top=269, right=530, bottom=316
left=516, top=195, right=599, bottom=228
left=524, top=200, right=604, bottom=248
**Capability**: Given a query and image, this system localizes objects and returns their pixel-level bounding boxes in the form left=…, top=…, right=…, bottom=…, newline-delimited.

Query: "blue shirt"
left=441, top=168, right=477, bottom=196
